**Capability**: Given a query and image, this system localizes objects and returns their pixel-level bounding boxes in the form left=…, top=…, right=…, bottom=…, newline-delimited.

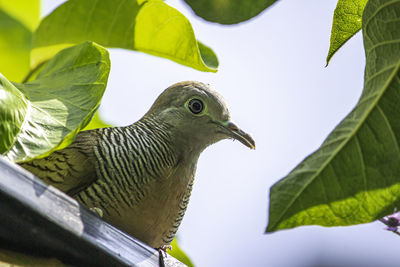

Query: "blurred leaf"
left=0, top=0, right=40, bottom=82
left=0, top=248, right=67, bottom=267
left=1, top=41, right=110, bottom=162
left=0, top=9, right=31, bottom=82
left=267, top=0, right=400, bottom=232
left=168, top=238, right=194, bottom=267
left=184, top=0, right=277, bottom=24
left=83, top=111, right=112, bottom=131
left=0, top=0, right=40, bottom=31
left=32, top=0, right=217, bottom=72
left=326, top=0, right=367, bottom=65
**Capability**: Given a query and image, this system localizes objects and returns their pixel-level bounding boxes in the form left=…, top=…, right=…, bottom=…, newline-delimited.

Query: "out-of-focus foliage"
left=0, top=0, right=40, bottom=30
left=0, top=0, right=39, bottom=82
left=184, top=0, right=277, bottom=24
left=268, top=0, right=400, bottom=232
left=1, top=41, right=110, bottom=163
left=0, top=248, right=67, bottom=267
left=32, top=0, right=218, bottom=72
left=326, top=0, right=368, bottom=65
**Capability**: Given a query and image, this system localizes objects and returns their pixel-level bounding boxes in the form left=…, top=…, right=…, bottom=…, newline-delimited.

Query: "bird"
left=20, top=81, right=255, bottom=249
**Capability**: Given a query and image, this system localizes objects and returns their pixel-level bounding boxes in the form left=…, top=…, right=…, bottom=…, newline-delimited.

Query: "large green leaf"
left=32, top=0, right=217, bottom=72
left=184, top=0, right=277, bottom=24
left=326, top=0, right=367, bottom=65
left=0, top=0, right=40, bottom=82
left=267, top=0, right=400, bottom=232
left=1, top=41, right=110, bottom=163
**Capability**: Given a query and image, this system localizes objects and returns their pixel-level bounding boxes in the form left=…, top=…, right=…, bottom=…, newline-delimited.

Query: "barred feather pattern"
left=75, top=118, right=179, bottom=215
left=162, top=176, right=194, bottom=244
left=21, top=114, right=198, bottom=247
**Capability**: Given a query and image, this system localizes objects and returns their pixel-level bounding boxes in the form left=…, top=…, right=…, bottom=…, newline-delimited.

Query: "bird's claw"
left=158, top=245, right=172, bottom=267
left=159, top=245, right=172, bottom=252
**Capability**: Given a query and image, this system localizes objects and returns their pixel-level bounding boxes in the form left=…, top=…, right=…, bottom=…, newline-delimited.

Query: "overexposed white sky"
left=42, top=1, right=400, bottom=266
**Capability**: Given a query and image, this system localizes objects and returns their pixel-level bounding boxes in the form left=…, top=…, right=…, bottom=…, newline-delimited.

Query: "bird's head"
left=144, top=81, right=255, bottom=154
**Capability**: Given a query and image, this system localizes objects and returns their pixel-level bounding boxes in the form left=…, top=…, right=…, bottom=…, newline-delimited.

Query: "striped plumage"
left=20, top=81, right=255, bottom=248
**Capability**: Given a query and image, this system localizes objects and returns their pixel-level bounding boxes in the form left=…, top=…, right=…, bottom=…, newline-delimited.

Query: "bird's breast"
left=75, top=131, right=197, bottom=247
left=82, top=164, right=196, bottom=248
left=74, top=124, right=200, bottom=248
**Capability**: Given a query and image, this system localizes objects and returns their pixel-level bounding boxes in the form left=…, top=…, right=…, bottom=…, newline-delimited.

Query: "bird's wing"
left=20, top=130, right=100, bottom=196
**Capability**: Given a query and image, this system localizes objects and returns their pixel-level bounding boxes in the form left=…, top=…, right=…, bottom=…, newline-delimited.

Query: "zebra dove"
left=20, top=81, right=255, bottom=248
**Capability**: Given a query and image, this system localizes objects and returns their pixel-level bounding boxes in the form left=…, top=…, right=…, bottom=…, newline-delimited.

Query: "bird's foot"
left=89, top=207, right=104, bottom=217
left=159, top=245, right=172, bottom=252
left=158, top=245, right=172, bottom=267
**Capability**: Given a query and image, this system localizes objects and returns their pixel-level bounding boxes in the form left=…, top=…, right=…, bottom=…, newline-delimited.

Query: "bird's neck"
left=132, top=116, right=204, bottom=167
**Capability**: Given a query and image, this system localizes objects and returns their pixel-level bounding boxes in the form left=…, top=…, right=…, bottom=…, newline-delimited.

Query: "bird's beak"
left=221, top=121, right=256, bottom=149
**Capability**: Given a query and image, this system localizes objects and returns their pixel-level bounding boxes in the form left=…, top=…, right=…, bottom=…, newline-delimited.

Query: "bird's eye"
left=188, top=98, right=204, bottom=114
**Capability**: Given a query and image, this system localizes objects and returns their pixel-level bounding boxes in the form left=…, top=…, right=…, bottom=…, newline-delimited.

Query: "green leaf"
left=0, top=74, right=28, bottom=153
left=83, top=111, right=112, bottom=131
left=32, top=0, right=217, bottom=72
left=267, top=0, right=400, bottom=232
left=168, top=238, right=194, bottom=267
left=326, top=0, right=367, bottom=65
left=1, top=41, right=110, bottom=162
left=198, top=41, right=219, bottom=69
left=184, top=0, right=277, bottom=24
left=0, top=0, right=40, bottom=31
left=0, top=9, right=32, bottom=82
left=0, top=0, right=40, bottom=82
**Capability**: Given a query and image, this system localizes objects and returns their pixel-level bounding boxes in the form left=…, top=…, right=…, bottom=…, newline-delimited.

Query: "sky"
left=42, top=1, right=400, bottom=266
